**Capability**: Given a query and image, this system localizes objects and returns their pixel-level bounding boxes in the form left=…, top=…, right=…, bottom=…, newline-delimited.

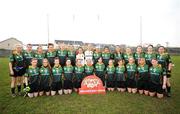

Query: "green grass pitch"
left=0, top=56, right=180, bottom=114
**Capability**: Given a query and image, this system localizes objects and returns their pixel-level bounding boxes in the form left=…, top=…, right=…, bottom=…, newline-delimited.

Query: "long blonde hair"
left=11, top=44, right=23, bottom=55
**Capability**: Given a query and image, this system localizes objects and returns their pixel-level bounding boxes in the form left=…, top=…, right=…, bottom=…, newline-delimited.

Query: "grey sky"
left=0, top=0, right=179, bottom=47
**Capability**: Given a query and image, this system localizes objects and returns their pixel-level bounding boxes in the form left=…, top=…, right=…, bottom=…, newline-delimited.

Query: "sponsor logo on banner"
left=79, top=75, right=106, bottom=94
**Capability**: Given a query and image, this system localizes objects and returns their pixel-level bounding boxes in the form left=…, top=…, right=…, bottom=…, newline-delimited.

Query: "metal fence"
left=0, top=49, right=11, bottom=57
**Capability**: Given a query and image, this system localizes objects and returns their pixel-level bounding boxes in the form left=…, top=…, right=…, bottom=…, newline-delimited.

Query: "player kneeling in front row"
left=95, top=57, right=106, bottom=86
left=106, top=59, right=115, bottom=91
left=115, top=59, right=126, bottom=92
left=51, top=58, right=63, bottom=96
left=39, top=59, right=51, bottom=96
left=149, top=59, right=167, bottom=98
left=63, top=59, right=74, bottom=94
left=126, top=57, right=137, bottom=94
left=73, top=59, right=85, bottom=92
left=24, top=58, right=39, bottom=98
left=137, top=58, right=149, bottom=96
left=84, top=59, right=94, bottom=76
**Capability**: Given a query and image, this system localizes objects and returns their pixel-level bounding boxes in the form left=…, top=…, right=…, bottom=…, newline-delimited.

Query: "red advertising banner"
left=79, top=75, right=106, bottom=94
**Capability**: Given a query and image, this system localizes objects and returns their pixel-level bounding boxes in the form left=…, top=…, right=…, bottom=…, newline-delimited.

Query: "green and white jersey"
left=95, top=63, right=105, bottom=72
left=93, top=52, right=101, bottom=62
left=149, top=65, right=166, bottom=84
left=102, top=52, right=112, bottom=66
left=157, top=53, right=172, bottom=69
left=25, top=66, right=39, bottom=84
left=46, top=51, right=57, bottom=67
left=85, top=65, right=94, bottom=76
left=144, top=53, right=156, bottom=66
left=34, top=52, right=45, bottom=67
left=106, top=66, right=115, bottom=81
left=52, top=66, right=63, bottom=82
left=56, top=49, right=67, bottom=65
left=106, top=66, right=115, bottom=74
left=115, top=65, right=125, bottom=81
left=134, top=52, right=145, bottom=63
left=39, top=66, right=51, bottom=84
left=56, top=49, right=67, bottom=57
left=123, top=53, right=133, bottom=64
left=23, top=50, right=34, bottom=67
left=67, top=50, right=76, bottom=61
left=63, top=66, right=74, bottom=80
left=9, top=53, right=24, bottom=67
left=137, top=64, right=149, bottom=81
left=114, top=52, right=123, bottom=61
left=74, top=66, right=85, bottom=80
left=126, top=63, right=137, bottom=79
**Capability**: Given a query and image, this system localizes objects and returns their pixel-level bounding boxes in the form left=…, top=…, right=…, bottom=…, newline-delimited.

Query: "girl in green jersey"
left=137, top=58, right=149, bottom=95
left=106, top=59, right=115, bottom=91
left=95, top=57, right=105, bottom=86
left=115, top=59, right=126, bottom=92
left=74, top=59, right=85, bottom=92
left=9, top=44, right=25, bottom=97
left=24, top=58, right=39, bottom=98
left=123, top=47, right=134, bottom=65
left=63, top=59, right=74, bottom=94
left=34, top=45, right=45, bottom=68
left=149, top=59, right=167, bottom=98
left=126, top=57, right=137, bottom=94
left=39, top=58, right=51, bottom=96
left=51, top=58, right=63, bottom=96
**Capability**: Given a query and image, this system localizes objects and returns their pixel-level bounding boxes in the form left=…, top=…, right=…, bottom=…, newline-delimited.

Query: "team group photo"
left=9, top=43, right=173, bottom=99
left=0, top=0, right=180, bottom=113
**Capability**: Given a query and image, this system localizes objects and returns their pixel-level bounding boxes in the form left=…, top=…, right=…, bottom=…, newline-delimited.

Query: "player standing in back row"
left=102, top=46, right=112, bottom=67
left=46, top=43, right=57, bottom=67
left=56, top=43, right=68, bottom=67
left=157, top=46, right=173, bottom=97
left=9, top=44, right=26, bottom=97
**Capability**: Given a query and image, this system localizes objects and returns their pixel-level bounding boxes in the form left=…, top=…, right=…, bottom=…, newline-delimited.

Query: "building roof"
left=0, top=37, right=23, bottom=44
left=55, top=40, right=83, bottom=45
left=31, top=44, right=48, bottom=46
